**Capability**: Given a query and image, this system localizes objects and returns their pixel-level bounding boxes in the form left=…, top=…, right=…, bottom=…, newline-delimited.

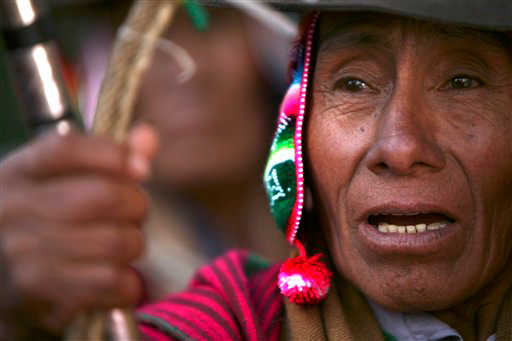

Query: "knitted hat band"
left=263, top=12, right=319, bottom=244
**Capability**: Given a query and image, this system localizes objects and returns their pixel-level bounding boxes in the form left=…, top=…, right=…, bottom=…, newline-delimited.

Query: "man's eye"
left=336, top=78, right=370, bottom=92
left=447, top=75, right=483, bottom=90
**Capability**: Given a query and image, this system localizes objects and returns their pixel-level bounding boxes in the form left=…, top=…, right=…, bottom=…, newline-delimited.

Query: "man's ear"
left=305, top=186, right=314, bottom=213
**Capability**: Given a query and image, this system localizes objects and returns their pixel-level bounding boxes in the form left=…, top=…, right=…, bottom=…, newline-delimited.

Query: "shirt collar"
left=367, top=299, right=496, bottom=341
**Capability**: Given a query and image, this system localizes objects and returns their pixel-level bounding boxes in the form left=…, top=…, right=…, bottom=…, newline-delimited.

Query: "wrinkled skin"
left=0, top=125, right=157, bottom=335
left=307, top=13, right=512, bottom=339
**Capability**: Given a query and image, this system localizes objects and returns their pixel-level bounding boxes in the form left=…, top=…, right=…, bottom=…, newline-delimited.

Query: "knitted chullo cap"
left=263, top=0, right=512, bottom=304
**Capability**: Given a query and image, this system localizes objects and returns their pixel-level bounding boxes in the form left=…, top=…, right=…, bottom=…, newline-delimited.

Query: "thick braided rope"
left=92, top=0, right=176, bottom=141
left=65, top=2, right=177, bottom=340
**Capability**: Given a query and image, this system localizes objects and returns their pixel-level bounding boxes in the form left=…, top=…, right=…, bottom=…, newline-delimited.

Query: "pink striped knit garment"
left=137, top=250, right=284, bottom=341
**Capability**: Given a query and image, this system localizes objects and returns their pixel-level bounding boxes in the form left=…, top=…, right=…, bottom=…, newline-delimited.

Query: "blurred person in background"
left=0, top=1, right=291, bottom=337
left=127, top=5, right=292, bottom=299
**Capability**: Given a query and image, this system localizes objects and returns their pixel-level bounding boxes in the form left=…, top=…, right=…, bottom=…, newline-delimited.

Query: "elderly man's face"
left=307, top=12, right=512, bottom=310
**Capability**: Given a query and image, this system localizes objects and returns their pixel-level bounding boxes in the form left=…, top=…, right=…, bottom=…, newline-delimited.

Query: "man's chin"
left=360, top=278, right=468, bottom=312
left=339, top=261, right=472, bottom=312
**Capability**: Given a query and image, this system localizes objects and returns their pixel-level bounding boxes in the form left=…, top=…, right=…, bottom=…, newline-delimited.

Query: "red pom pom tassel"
left=278, top=240, right=332, bottom=304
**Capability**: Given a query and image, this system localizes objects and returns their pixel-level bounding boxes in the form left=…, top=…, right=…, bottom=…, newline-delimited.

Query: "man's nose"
left=365, top=88, right=446, bottom=177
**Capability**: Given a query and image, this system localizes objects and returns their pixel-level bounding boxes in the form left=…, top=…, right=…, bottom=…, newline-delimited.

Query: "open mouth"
left=368, top=212, right=456, bottom=234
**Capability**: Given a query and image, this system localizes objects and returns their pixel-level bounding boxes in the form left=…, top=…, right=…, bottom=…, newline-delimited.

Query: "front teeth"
left=416, top=224, right=426, bottom=233
left=406, top=225, right=416, bottom=233
left=377, top=221, right=449, bottom=234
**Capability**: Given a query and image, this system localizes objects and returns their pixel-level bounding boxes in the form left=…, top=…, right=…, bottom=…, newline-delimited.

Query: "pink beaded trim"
left=286, top=12, right=320, bottom=244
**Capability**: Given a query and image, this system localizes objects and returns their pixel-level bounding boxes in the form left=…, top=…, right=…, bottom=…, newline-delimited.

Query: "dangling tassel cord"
left=278, top=240, right=333, bottom=304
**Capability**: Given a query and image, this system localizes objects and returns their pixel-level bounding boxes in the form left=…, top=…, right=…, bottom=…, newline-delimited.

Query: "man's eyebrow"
left=319, top=30, right=389, bottom=53
left=429, top=26, right=508, bottom=51
left=318, top=15, right=394, bottom=53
